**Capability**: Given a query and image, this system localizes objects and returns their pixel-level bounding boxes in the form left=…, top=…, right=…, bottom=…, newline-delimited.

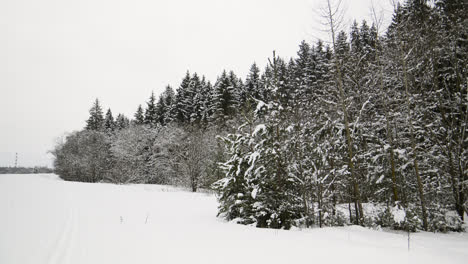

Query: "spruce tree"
left=189, top=73, right=203, bottom=124
left=104, top=108, right=116, bottom=134
left=172, top=71, right=192, bottom=123
left=243, top=63, right=262, bottom=103
left=211, top=70, right=239, bottom=124
left=200, top=77, right=214, bottom=124
left=85, top=98, right=105, bottom=131
left=215, top=52, right=302, bottom=229
left=294, top=40, right=315, bottom=102
left=155, top=95, right=166, bottom=126
left=116, top=114, right=130, bottom=130
left=144, top=92, right=158, bottom=127
left=162, top=85, right=175, bottom=124
left=134, top=105, right=145, bottom=125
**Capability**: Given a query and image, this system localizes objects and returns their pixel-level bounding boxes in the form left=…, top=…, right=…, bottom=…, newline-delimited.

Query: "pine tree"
left=172, top=71, right=192, bottom=123
left=162, top=85, right=175, bottom=124
left=366, top=10, right=402, bottom=204
left=243, top=63, right=262, bottom=103
left=144, top=92, right=158, bottom=127
left=155, top=95, right=167, bottom=126
left=116, top=114, right=130, bottom=130
left=211, top=70, right=240, bottom=125
left=134, top=105, right=145, bottom=125
left=384, top=0, right=435, bottom=230
left=228, top=71, right=242, bottom=107
left=200, top=77, right=214, bottom=124
left=215, top=52, right=302, bottom=229
left=433, top=0, right=468, bottom=220
left=294, top=40, right=315, bottom=103
left=85, top=98, right=105, bottom=131
left=189, top=73, right=203, bottom=124
left=104, top=108, right=116, bottom=134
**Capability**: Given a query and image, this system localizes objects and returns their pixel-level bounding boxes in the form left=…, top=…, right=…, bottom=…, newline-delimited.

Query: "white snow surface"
left=1, top=174, right=468, bottom=264
left=252, top=124, right=266, bottom=136
left=392, top=206, right=407, bottom=224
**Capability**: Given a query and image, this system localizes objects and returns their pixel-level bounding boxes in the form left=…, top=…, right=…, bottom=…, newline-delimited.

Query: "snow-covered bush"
left=52, top=130, right=111, bottom=182
left=110, top=125, right=157, bottom=183
left=324, top=211, right=347, bottom=227
left=427, top=207, right=464, bottom=233
left=376, top=207, right=395, bottom=228
left=175, top=127, right=216, bottom=192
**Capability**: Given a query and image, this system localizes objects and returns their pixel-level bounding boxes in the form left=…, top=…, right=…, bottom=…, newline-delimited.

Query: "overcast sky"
left=0, top=0, right=396, bottom=167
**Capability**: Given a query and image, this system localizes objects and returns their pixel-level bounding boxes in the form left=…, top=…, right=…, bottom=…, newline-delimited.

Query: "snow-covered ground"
left=1, top=174, right=467, bottom=264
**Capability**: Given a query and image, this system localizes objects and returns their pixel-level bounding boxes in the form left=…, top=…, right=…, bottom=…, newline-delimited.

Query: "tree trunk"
left=325, top=0, right=364, bottom=225
left=330, top=158, right=337, bottom=216
left=401, top=54, right=428, bottom=231
left=318, top=182, right=323, bottom=228
left=381, top=74, right=399, bottom=203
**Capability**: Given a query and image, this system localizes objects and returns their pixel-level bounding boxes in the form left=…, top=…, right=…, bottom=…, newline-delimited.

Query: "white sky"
left=0, top=0, right=396, bottom=167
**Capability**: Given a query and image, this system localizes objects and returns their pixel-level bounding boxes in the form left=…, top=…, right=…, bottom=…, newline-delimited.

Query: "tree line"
left=52, top=0, right=467, bottom=232
left=0, top=166, right=53, bottom=174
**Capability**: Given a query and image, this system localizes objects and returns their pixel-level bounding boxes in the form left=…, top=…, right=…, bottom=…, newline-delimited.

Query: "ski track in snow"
left=47, top=207, right=78, bottom=264
left=1, top=173, right=467, bottom=264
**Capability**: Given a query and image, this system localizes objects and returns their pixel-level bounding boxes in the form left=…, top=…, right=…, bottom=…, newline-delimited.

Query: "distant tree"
left=242, top=63, right=262, bottom=105
left=210, top=70, right=240, bottom=125
left=151, top=125, right=186, bottom=185
left=199, top=77, right=214, bottom=124
left=163, top=86, right=176, bottom=123
left=157, top=85, right=176, bottom=125
left=115, top=114, right=130, bottom=130
left=155, top=95, right=167, bottom=126
left=110, top=126, right=155, bottom=183
left=85, top=99, right=104, bottom=131
left=293, top=40, right=315, bottom=102
left=104, top=108, right=116, bottom=134
left=188, top=73, right=203, bottom=124
left=52, top=130, right=111, bottom=182
left=133, top=105, right=145, bottom=125
left=172, top=71, right=192, bottom=123
left=145, top=92, right=158, bottom=127
left=177, top=127, right=213, bottom=192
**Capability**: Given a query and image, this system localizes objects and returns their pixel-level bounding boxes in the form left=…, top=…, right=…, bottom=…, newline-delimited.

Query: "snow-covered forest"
left=52, top=0, right=467, bottom=232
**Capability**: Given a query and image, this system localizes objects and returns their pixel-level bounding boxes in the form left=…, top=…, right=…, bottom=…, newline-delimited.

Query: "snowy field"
left=1, top=174, right=467, bottom=264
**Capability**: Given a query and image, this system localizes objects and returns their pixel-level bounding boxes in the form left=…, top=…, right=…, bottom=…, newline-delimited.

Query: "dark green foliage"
left=104, top=108, right=116, bottom=134
left=115, top=114, right=130, bottom=130
left=144, top=92, right=158, bottom=127
left=85, top=99, right=104, bottom=131
left=172, top=72, right=192, bottom=123
left=155, top=85, right=175, bottom=126
left=241, top=63, right=262, bottom=105
left=211, top=70, right=240, bottom=125
left=0, top=166, right=53, bottom=174
left=133, top=105, right=145, bottom=125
